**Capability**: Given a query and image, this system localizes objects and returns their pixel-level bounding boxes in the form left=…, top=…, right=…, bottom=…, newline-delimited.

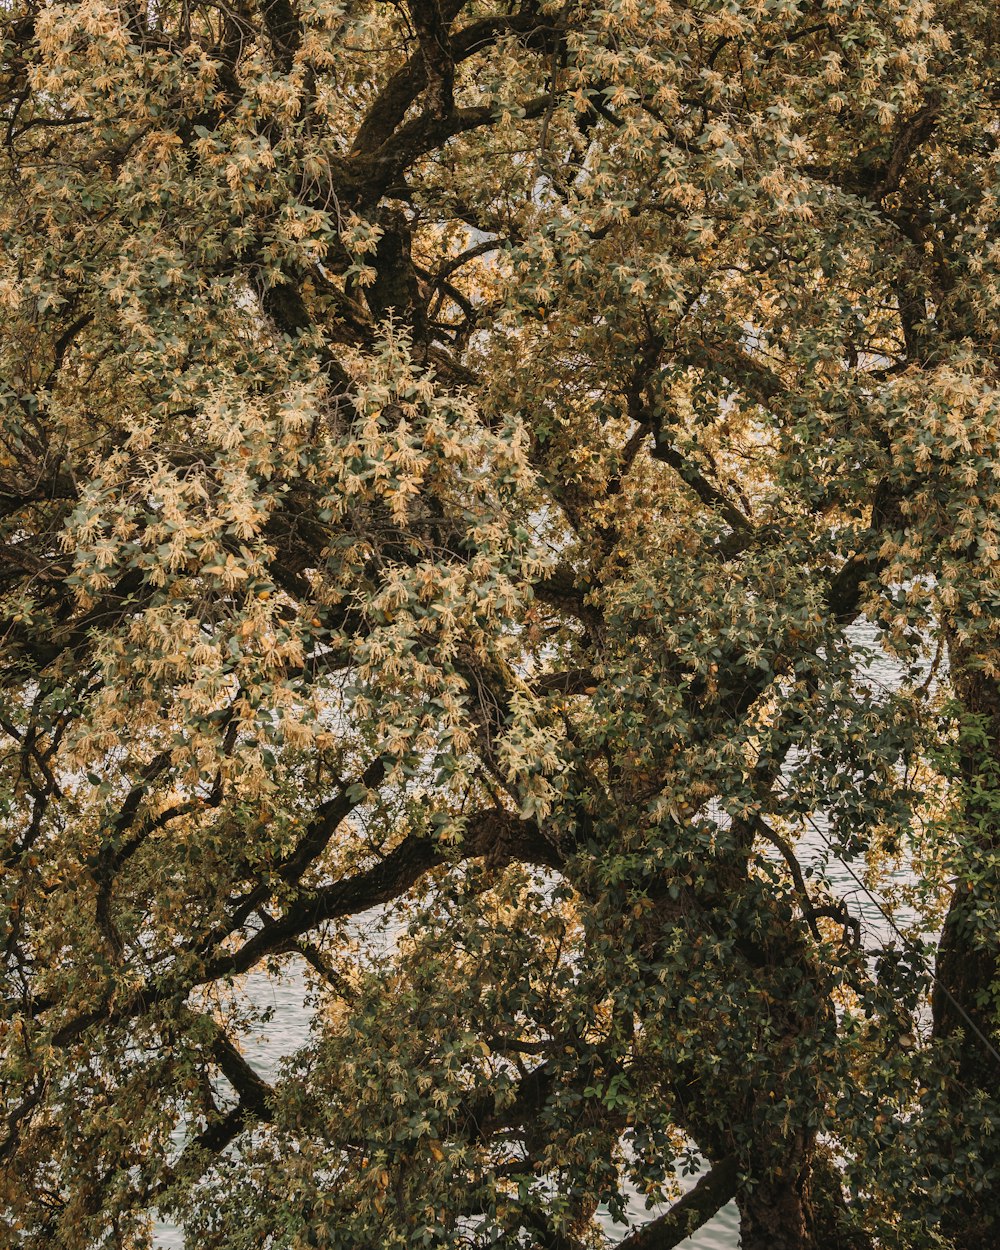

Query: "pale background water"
left=153, top=628, right=909, bottom=1249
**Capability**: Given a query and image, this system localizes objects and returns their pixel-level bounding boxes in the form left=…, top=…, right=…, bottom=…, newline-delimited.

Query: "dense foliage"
left=1, top=1, right=998, bottom=1247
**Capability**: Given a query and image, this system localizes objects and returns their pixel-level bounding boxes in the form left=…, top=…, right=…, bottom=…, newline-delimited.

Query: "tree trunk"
left=738, top=1167, right=811, bottom=1250
left=931, top=642, right=1000, bottom=1244
left=738, top=1146, right=873, bottom=1250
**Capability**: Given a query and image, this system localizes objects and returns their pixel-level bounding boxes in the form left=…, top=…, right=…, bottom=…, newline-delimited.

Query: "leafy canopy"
left=1, top=1, right=999, bottom=1248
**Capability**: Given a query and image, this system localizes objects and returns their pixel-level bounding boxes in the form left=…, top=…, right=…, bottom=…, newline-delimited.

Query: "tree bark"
left=615, top=1156, right=738, bottom=1250
left=931, top=641, right=1000, bottom=1244
left=737, top=1137, right=812, bottom=1250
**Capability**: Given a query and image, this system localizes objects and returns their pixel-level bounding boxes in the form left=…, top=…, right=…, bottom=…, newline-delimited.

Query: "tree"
left=1, top=1, right=998, bottom=1247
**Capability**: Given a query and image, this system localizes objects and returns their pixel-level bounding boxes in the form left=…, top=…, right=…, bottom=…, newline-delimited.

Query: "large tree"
left=1, top=1, right=998, bottom=1247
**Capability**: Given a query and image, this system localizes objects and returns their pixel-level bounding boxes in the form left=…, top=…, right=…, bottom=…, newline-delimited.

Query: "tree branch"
left=615, top=1155, right=738, bottom=1250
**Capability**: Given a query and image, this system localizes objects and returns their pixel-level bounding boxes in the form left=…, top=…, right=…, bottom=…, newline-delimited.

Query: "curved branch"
left=40, top=809, right=557, bottom=1046
left=752, top=815, right=820, bottom=940
left=204, top=807, right=559, bottom=981
left=351, top=11, right=557, bottom=156
left=616, top=1155, right=738, bottom=1250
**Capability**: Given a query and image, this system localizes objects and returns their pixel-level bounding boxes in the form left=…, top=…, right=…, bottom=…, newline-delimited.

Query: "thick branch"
left=39, top=808, right=555, bottom=1046
left=351, top=11, right=554, bottom=155
left=408, top=0, right=455, bottom=119
left=158, top=1017, right=276, bottom=1183
left=210, top=1030, right=273, bottom=1120
left=616, top=1156, right=739, bottom=1250
left=206, top=808, right=557, bottom=981
left=458, top=1059, right=556, bottom=1143
left=650, top=436, right=751, bottom=534
left=260, top=0, right=302, bottom=73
